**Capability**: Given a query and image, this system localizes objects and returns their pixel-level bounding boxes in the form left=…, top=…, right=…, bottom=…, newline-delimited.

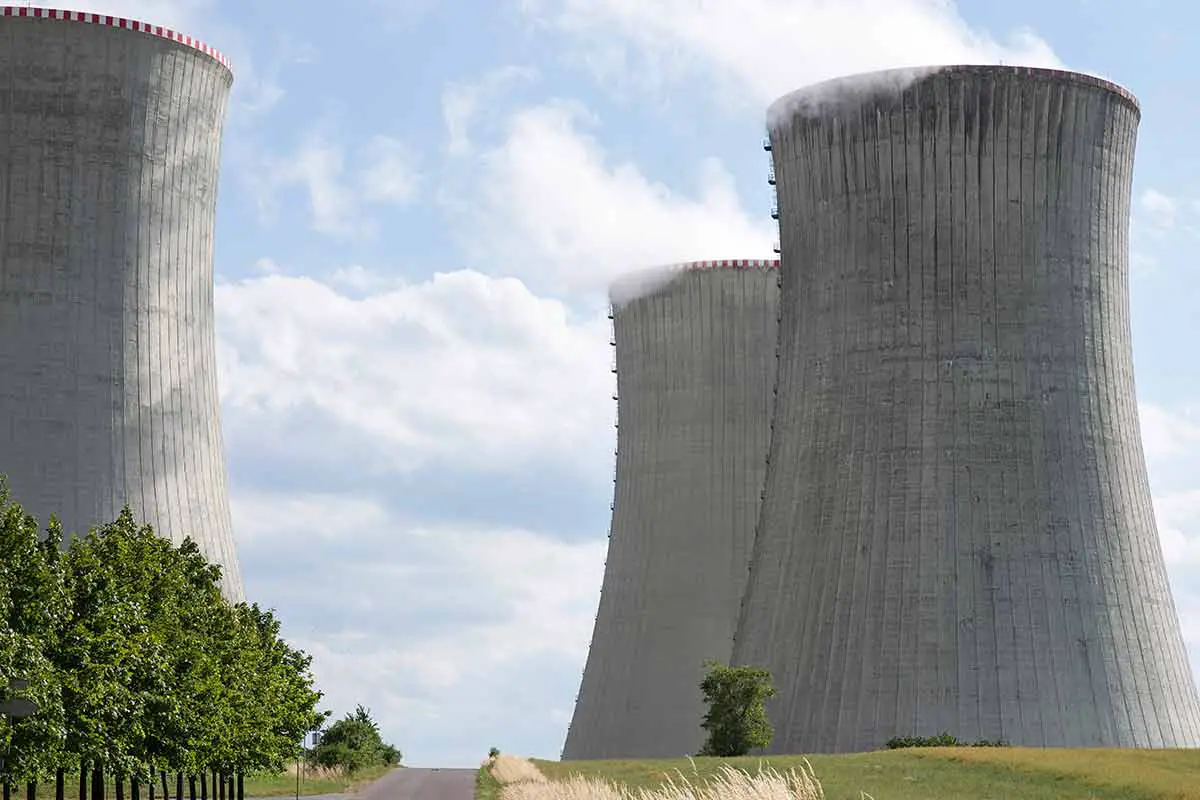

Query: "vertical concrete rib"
left=563, top=261, right=780, bottom=759
left=0, top=9, right=244, bottom=601
left=735, top=65, right=1200, bottom=751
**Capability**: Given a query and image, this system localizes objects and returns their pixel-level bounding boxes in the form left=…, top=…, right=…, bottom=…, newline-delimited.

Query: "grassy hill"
left=532, top=748, right=1200, bottom=800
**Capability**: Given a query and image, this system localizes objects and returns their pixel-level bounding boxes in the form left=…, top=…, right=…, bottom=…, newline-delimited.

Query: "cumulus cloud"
left=215, top=268, right=614, bottom=478
left=520, top=0, right=1061, bottom=109
left=233, top=489, right=606, bottom=766
left=462, top=101, right=775, bottom=295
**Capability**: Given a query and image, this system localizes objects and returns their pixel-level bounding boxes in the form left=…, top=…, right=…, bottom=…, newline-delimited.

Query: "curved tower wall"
left=563, top=260, right=780, bottom=760
left=0, top=8, right=244, bottom=601
left=734, top=65, right=1200, bottom=752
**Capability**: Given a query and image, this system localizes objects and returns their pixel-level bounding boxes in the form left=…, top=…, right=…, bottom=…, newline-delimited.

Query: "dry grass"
left=485, top=755, right=833, bottom=800
left=489, top=755, right=550, bottom=786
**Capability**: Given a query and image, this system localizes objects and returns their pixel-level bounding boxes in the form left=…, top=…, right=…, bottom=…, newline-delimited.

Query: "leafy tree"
left=697, top=660, right=777, bottom=757
left=308, top=707, right=400, bottom=775
left=0, top=480, right=68, bottom=783
left=0, top=485, right=347, bottom=784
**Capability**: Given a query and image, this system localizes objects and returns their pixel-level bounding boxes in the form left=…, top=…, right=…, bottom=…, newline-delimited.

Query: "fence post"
left=236, top=775, right=242, bottom=800
left=91, top=766, right=104, bottom=800
left=187, top=775, right=195, bottom=800
left=57, top=768, right=64, bottom=800
left=78, top=763, right=87, bottom=800
left=115, top=776, right=124, bottom=800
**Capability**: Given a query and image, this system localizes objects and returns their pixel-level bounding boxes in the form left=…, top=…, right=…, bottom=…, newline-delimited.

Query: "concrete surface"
left=734, top=65, right=1200, bottom=751
left=0, top=16, right=244, bottom=599
left=354, top=769, right=473, bottom=800
left=563, top=263, right=781, bottom=759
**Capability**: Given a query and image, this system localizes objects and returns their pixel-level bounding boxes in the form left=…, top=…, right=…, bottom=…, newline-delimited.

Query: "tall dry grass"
left=488, top=755, right=843, bottom=800
left=489, top=754, right=551, bottom=785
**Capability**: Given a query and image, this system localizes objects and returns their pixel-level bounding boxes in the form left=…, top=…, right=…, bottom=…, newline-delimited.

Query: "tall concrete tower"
left=0, top=7, right=244, bottom=601
left=734, top=65, right=1200, bottom=751
left=563, top=260, right=780, bottom=759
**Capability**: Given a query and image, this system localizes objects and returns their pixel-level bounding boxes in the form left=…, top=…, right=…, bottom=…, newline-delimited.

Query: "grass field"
left=12, top=764, right=394, bottom=800
left=528, top=748, right=1200, bottom=800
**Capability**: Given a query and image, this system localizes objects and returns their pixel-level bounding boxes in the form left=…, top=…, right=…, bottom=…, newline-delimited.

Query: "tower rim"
left=767, top=64, right=1139, bottom=128
left=0, top=5, right=232, bottom=74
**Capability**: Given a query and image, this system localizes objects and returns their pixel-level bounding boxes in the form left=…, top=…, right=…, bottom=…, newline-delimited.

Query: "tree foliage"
left=697, top=660, right=777, bottom=757
left=307, top=706, right=400, bottom=776
left=0, top=477, right=330, bottom=785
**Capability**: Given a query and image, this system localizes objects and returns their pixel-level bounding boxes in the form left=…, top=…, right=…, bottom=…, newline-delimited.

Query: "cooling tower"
left=0, top=7, right=244, bottom=601
left=563, top=260, right=780, bottom=759
left=733, top=65, right=1200, bottom=751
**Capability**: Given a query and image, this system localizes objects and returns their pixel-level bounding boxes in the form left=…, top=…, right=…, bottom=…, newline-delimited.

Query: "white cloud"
left=1142, top=403, right=1200, bottom=689
left=252, top=134, right=421, bottom=237
left=233, top=489, right=606, bottom=766
left=443, top=66, right=539, bottom=155
left=66, top=0, right=210, bottom=29
left=464, top=101, right=775, bottom=295
left=1140, top=188, right=1178, bottom=234
left=520, top=0, right=1060, bottom=109
left=359, top=136, right=421, bottom=204
left=215, top=268, right=614, bottom=476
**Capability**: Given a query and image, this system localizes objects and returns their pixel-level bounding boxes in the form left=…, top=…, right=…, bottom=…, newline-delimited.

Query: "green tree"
left=697, top=660, right=777, bottom=757
left=308, top=706, right=400, bottom=775
left=0, top=479, right=68, bottom=784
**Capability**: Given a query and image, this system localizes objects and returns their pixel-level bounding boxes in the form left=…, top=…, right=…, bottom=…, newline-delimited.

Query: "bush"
left=307, top=705, right=400, bottom=775
left=885, top=733, right=1009, bottom=749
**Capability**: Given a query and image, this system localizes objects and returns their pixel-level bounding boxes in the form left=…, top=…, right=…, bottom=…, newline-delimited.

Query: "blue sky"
left=75, top=0, right=1200, bottom=767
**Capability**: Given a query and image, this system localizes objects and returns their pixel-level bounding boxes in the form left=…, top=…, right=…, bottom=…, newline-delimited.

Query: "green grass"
left=242, top=764, right=394, bottom=797
left=533, top=748, right=1200, bottom=800
left=10, top=765, right=395, bottom=800
left=475, top=766, right=502, bottom=800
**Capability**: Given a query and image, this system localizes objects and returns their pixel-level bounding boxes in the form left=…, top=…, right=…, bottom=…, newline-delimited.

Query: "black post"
left=79, top=764, right=87, bottom=800
left=236, top=775, right=242, bottom=800
left=174, top=775, right=182, bottom=800
left=57, top=768, right=65, bottom=800
left=187, top=776, right=195, bottom=800
left=199, top=773, right=206, bottom=800
left=148, top=775, right=155, bottom=800
left=4, top=781, right=10, bottom=800
left=116, top=776, right=125, bottom=800
left=92, top=766, right=104, bottom=800
left=132, top=776, right=140, bottom=800
left=26, top=783, right=34, bottom=800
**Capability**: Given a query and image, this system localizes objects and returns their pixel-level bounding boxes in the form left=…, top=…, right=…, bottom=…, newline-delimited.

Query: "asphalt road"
left=246, top=768, right=475, bottom=800
left=356, top=769, right=475, bottom=800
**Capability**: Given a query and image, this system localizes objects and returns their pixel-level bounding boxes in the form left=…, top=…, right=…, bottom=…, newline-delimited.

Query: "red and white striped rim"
left=0, top=6, right=231, bottom=73
left=676, top=259, right=780, bottom=270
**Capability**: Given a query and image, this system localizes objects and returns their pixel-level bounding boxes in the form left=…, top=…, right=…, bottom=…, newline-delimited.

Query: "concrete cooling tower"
left=563, top=260, right=781, bottom=759
left=733, top=65, right=1200, bottom=751
left=0, top=7, right=244, bottom=601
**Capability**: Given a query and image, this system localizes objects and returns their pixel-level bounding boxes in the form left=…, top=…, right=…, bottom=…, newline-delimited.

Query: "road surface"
left=357, top=769, right=475, bottom=800
left=246, top=768, right=475, bottom=800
